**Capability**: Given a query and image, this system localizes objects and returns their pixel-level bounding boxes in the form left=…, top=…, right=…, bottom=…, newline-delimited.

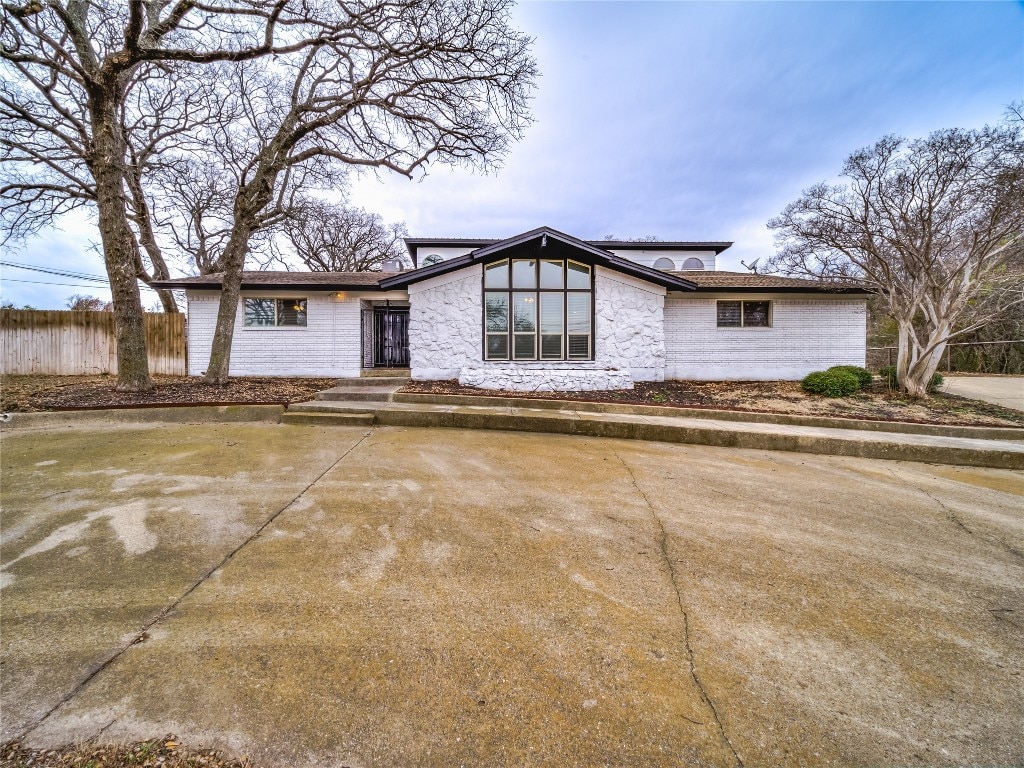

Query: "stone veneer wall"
left=663, top=295, right=867, bottom=380
left=408, top=264, right=666, bottom=390
left=186, top=290, right=364, bottom=377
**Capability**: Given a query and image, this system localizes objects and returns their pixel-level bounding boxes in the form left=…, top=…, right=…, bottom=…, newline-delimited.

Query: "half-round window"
left=422, top=254, right=444, bottom=266
left=682, top=257, right=705, bottom=270
left=653, top=257, right=675, bottom=270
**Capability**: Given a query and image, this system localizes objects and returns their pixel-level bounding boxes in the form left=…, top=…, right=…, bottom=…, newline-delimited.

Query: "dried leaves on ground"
left=402, top=379, right=1024, bottom=427
left=0, top=738, right=253, bottom=768
left=0, top=375, right=336, bottom=413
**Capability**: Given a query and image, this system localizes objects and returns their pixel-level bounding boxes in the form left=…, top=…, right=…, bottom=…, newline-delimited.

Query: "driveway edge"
left=0, top=404, right=285, bottom=429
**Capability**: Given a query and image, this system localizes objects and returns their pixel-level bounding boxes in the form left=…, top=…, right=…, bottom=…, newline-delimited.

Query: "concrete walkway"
left=941, top=375, right=1024, bottom=412
left=284, top=398, right=1024, bottom=469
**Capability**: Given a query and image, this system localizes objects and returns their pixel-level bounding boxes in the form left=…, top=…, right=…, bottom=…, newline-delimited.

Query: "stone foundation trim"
left=458, top=367, right=634, bottom=392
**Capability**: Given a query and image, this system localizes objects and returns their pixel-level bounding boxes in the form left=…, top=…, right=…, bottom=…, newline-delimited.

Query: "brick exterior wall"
left=664, top=295, right=867, bottom=380
left=185, top=291, right=364, bottom=377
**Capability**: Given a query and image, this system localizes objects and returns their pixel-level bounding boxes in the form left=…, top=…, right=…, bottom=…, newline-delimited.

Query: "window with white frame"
left=483, top=258, right=593, bottom=361
left=716, top=300, right=770, bottom=328
left=244, top=298, right=307, bottom=327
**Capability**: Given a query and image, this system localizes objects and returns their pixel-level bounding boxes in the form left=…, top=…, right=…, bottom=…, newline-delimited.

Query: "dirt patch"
left=401, top=379, right=1024, bottom=427
left=1, top=738, right=253, bottom=767
left=0, top=375, right=336, bottom=413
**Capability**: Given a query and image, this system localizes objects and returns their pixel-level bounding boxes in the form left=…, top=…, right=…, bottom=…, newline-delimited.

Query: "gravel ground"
left=402, top=378, right=1024, bottom=427
left=0, top=738, right=252, bottom=767
left=0, top=375, right=336, bottom=413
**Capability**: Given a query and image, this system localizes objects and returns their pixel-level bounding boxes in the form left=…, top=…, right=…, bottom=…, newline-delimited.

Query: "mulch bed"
left=401, top=379, right=1024, bottom=428
left=0, top=375, right=336, bottom=413
left=0, top=738, right=252, bottom=768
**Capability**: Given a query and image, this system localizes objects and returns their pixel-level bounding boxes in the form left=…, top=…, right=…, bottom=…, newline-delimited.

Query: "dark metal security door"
left=372, top=307, right=410, bottom=368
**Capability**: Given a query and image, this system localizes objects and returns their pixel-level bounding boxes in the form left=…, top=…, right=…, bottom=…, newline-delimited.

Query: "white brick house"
left=156, top=226, right=868, bottom=390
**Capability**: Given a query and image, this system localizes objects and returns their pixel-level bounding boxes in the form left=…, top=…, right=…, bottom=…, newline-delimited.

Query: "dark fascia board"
left=685, top=285, right=872, bottom=295
left=150, top=278, right=393, bottom=291
left=591, top=241, right=733, bottom=254
left=404, top=236, right=733, bottom=258
left=384, top=226, right=697, bottom=291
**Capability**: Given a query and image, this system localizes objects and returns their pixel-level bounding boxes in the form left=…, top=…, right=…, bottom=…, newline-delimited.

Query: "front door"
left=370, top=307, right=410, bottom=368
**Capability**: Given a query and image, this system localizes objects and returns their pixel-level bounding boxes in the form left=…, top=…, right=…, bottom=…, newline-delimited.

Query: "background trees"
left=768, top=117, right=1024, bottom=396
left=282, top=202, right=408, bottom=272
left=2, top=0, right=537, bottom=387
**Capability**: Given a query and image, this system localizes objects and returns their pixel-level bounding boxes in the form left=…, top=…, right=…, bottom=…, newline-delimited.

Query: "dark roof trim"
left=589, top=241, right=732, bottom=253
left=404, top=236, right=732, bottom=259
left=385, top=226, right=698, bottom=291
left=149, top=272, right=403, bottom=291
left=684, top=285, right=871, bottom=294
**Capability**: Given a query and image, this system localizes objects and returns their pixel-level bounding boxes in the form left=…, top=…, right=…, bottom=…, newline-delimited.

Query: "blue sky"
left=2, top=0, right=1022, bottom=309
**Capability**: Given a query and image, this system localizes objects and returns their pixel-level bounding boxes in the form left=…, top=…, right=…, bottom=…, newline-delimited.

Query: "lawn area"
left=403, top=378, right=1024, bottom=427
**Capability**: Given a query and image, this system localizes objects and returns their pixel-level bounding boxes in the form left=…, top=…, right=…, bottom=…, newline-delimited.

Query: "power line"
left=1, top=277, right=158, bottom=292
left=0, top=260, right=109, bottom=283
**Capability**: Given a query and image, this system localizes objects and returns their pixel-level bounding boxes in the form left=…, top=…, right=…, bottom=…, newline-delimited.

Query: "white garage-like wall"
left=664, top=294, right=867, bottom=380
left=186, top=290, right=367, bottom=377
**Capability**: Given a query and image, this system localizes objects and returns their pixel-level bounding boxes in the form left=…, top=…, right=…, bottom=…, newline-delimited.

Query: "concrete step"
left=281, top=411, right=375, bottom=427
left=288, top=400, right=379, bottom=414
left=316, top=386, right=400, bottom=402
left=334, top=376, right=410, bottom=387
left=361, top=368, right=411, bottom=378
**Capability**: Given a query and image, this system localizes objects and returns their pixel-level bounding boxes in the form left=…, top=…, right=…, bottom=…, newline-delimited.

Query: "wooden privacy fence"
left=1, top=309, right=186, bottom=375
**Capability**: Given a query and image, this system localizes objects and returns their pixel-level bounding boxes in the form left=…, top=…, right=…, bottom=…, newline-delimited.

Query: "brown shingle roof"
left=670, top=271, right=868, bottom=293
left=151, top=271, right=403, bottom=290
left=153, top=268, right=867, bottom=294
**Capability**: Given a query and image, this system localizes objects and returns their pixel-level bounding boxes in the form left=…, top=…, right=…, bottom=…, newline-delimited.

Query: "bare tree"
left=282, top=200, right=407, bottom=271
left=767, top=120, right=1024, bottom=396
left=1, top=1, right=351, bottom=390
left=190, top=0, right=536, bottom=384
left=66, top=293, right=112, bottom=310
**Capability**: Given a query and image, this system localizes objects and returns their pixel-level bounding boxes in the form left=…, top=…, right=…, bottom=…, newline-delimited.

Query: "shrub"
left=801, top=369, right=860, bottom=397
left=827, top=365, right=873, bottom=388
left=878, top=365, right=945, bottom=392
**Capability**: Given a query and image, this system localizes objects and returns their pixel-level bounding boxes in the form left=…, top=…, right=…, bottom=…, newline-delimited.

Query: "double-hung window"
left=484, top=259, right=592, bottom=360
left=716, top=300, right=770, bottom=328
left=244, top=298, right=307, bottom=327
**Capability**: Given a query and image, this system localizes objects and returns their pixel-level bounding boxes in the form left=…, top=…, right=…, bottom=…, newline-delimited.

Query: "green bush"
left=878, top=365, right=945, bottom=392
left=827, top=365, right=873, bottom=388
left=801, top=369, right=860, bottom=397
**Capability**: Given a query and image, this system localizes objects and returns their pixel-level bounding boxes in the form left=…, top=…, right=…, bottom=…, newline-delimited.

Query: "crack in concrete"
left=14, top=427, right=376, bottom=743
left=887, top=467, right=1024, bottom=564
left=614, top=451, right=745, bottom=768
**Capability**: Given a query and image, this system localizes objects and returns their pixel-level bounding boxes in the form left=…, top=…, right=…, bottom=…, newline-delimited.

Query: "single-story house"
left=153, top=226, right=868, bottom=391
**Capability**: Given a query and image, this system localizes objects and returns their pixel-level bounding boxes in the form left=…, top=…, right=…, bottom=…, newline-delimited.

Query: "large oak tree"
left=768, top=118, right=1024, bottom=396
left=1, top=0, right=349, bottom=390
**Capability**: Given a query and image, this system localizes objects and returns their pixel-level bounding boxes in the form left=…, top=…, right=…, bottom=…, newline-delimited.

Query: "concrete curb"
left=371, top=406, right=1024, bottom=470
left=392, top=392, right=1024, bottom=441
left=0, top=404, right=285, bottom=429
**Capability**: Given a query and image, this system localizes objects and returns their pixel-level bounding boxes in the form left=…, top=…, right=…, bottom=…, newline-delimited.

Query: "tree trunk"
left=90, top=88, right=152, bottom=392
left=203, top=226, right=252, bottom=384
left=896, top=321, right=947, bottom=397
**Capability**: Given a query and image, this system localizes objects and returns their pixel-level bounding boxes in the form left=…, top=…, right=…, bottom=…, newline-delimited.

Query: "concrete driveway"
left=2, top=422, right=1022, bottom=767
left=942, top=375, right=1024, bottom=412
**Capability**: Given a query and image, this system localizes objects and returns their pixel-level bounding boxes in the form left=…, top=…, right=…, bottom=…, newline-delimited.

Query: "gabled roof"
left=383, top=226, right=698, bottom=291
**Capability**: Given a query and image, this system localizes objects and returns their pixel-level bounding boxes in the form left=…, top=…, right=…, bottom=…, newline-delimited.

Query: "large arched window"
left=653, top=257, right=675, bottom=270
left=682, top=257, right=705, bottom=270
left=483, top=258, right=593, bottom=361
left=422, top=253, right=444, bottom=266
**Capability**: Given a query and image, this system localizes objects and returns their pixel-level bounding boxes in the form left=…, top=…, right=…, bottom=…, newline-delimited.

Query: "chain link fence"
left=867, top=340, right=1024, bottom=375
